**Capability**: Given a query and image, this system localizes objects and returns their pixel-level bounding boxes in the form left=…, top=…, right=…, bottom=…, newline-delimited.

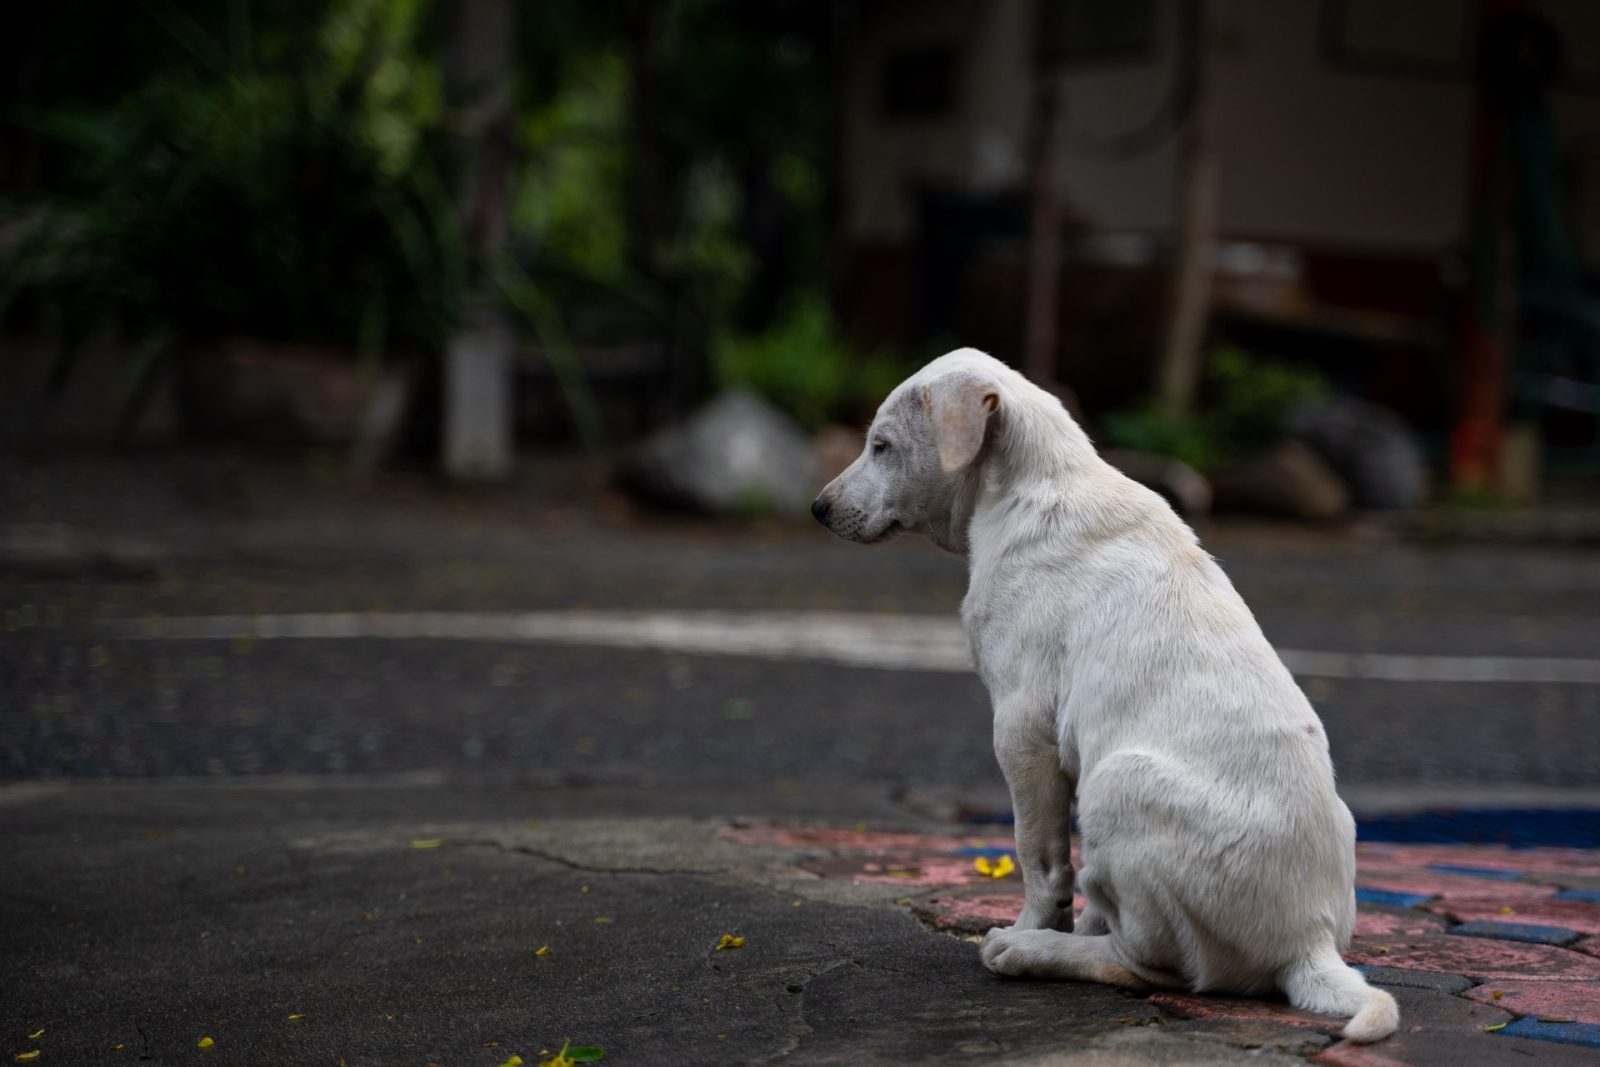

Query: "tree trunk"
left=442, top=0, right=516, bottom=481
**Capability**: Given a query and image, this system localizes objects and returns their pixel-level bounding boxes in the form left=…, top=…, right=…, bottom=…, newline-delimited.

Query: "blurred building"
left=837, top=0, right=1600, bottom=473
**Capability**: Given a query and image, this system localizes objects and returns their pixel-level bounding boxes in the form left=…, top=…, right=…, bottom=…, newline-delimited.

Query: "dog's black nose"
left=810, top=497, right=831, bottom=524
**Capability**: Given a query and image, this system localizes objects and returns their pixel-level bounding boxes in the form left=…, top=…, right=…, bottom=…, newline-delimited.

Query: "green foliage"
left=1205, top=345, right=1327, bottom=449
left=516, top=51, right=630, bottom=282
left=1099, top=347, right=1327, bottom=470
left=711, top=295, right=909, bottom=429
left=1099, top=405, right=1223, bottom=472
left=2, top=0, right=462, bottom=357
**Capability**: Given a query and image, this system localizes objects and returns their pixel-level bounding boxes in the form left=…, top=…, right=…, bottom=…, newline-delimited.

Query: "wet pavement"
left=4, top=448, right=1600, bottom=1064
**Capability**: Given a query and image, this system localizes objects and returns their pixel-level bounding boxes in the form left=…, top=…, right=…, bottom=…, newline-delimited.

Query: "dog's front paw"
left=979, top=926, right=1055, bottom=978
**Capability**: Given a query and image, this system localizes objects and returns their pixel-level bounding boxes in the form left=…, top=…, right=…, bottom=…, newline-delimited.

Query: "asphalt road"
left=4, top=450, right=1600, bottom=795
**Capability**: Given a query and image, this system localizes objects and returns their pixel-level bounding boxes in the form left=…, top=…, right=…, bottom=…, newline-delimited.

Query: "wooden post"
left=1156, top=0, right=1215, bottom=416
left=1450, top=0, right=1527, bottom=493
left=1022, top=4, right=1064, bottom=388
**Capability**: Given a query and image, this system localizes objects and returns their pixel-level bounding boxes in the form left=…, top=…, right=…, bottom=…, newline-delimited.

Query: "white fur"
left=814, top=348, right=1397, bottom=1043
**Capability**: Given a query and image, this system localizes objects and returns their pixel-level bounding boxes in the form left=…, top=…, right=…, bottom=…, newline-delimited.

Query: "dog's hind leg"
left=979, top=927, right=1148, bottom=989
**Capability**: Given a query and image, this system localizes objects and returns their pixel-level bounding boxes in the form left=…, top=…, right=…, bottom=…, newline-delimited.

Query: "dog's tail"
left=1281, top=941, right=1399, bottom=1043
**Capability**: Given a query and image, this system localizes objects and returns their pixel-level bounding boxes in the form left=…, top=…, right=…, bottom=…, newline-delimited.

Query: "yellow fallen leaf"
left=112, top=1044, right=124, bottom=1051
left=25, top=1031, right=42, bottom=1040
left=974, top=855, right=1016, bottom=879
left=579, top=885, right=590, bottom=894
left=1491, top=990, right=1504, bottom=1001
left=538, top=1042, right=574, bottom=1067
left=287, top=1014, right=304, bottom=1021
left=197, top=1036, right=215, bottom=1048
left=593, top=916, right=613, bottom=925
left=502, top=1056, right=525, bottom=1067
left=1482, top=1022, right=1508, bottom=1033
left=715, top=933, right=746, bottom=951
left=411, top=838, right=444, bottom=849
left=412, top=936, right=423, bottom=944
left=536, top=945, right=551, bottom=957
left=1499, top=906, right=1514, bottom=915
left=15, top=1053, right=40, bottom=1063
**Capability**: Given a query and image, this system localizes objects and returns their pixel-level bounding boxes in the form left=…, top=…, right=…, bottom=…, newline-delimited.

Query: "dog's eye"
left=872, top=439, right=891, bottom=455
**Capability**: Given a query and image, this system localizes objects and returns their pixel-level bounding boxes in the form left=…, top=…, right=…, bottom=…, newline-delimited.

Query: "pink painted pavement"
left=1462, top=980, right=1600, bottom=1025
left=723, top=824, right=1600, bottom=1052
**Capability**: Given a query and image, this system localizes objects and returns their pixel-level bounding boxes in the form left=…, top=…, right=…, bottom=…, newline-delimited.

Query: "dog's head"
left=812, top=349, right=1000, bottom=553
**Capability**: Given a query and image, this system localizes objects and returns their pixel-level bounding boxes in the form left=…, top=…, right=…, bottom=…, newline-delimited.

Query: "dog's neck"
left=960, top=384, right=1154, bottom=558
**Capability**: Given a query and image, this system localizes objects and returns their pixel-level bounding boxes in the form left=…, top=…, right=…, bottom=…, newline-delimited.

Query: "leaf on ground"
left=197, top=1036, right=215, bottom=1048
left=974, top=855, right=1015, bottom=878
left=715, top=934, right=746, bottom=951
left=536, top=945, right=551, bottom=957
left=1482, top=1022, right=1508, bottom=1033
left=410, top=838, right=444, bottom=849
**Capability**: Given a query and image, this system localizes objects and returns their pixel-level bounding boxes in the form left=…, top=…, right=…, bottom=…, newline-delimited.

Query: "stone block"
left=1450, top=920, right=1581, bottom=947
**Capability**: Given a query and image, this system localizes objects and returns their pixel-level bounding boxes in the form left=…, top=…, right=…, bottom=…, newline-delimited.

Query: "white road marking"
left=109, top=610, right=1600, bottom=684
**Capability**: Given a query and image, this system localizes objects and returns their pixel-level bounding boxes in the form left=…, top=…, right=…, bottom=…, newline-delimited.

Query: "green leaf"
left=566, top=1047, right=605, bottom=1062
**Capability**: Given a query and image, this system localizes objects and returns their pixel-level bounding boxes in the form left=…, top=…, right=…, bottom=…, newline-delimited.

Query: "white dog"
left=812, top=349, right=1397, bottom=1043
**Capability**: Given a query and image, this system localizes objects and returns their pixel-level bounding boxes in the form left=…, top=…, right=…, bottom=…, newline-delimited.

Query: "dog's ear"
left=924, top=373, right=999, bottom=474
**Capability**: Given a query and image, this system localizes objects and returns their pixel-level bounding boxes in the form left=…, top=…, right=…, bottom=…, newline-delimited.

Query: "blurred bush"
left=1, top=0, right=461, bottom=363
left=1100, top=347, right=1327, bottom=471
left=711, top=294, right=911, bottom=429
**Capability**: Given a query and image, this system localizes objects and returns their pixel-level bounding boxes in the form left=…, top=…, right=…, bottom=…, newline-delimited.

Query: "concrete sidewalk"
left=5, top=778, right=1600, bottom=1066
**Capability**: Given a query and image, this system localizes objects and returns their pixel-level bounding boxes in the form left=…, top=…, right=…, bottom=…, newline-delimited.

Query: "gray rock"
left=1212, top=440, right=1350, bottom=519
left=620, top=389, right=819, bottom=516
left=1289, top=394, right=1428, bottom=510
